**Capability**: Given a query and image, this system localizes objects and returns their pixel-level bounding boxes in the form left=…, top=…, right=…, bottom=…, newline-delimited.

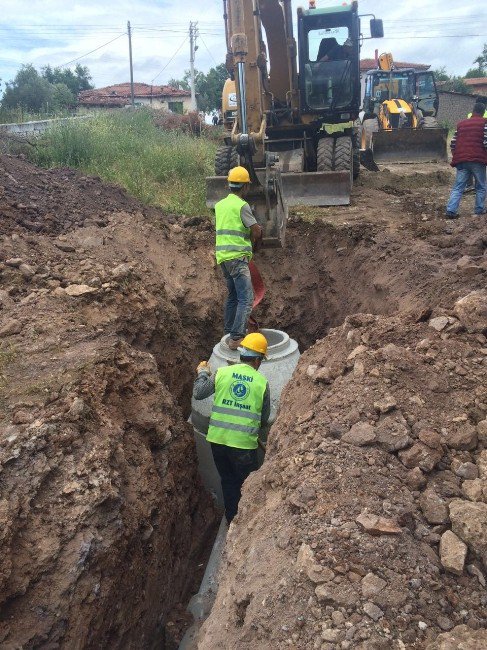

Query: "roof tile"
left=78, top=82, right=190, bottom=105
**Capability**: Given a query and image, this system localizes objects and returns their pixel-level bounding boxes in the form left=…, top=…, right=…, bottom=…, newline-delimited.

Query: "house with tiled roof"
left=78, top=83, right=192, bottom=113
left=360, top=58, right=430, bottom=73
left=463, top=77, right=487, bottom=95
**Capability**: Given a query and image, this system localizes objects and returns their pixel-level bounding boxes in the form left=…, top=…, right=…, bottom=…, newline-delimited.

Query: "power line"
left=58, top=32, right=126, bottom=67
left=382, top=34, right=483, bottom=40
left=200, top=35, right=219, bottom=66
left=151, top=36, right=188, bottom=84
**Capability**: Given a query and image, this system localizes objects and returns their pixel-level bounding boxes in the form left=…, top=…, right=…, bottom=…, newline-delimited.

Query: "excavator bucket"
left=369, top=128, right=449, bottom=164
left=206, top=169, right=351, bottom=245
left=207, top=171, right=287, bottom=248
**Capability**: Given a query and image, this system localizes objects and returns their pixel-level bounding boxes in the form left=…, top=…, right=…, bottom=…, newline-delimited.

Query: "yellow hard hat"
left=239, top=332, right=268, bottom=358
left=228, top=166, right=251, bottom=184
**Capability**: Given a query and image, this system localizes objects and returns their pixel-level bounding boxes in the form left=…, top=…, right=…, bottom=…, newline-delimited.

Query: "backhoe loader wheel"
left=317, top=138, right=334, bottom=172
left=421, top=116, right=439, bottom=128
left=214, top=146, right=239, bottom=176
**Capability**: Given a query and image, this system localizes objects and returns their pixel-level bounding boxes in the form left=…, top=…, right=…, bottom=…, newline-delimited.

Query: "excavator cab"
left=299, top=18, right=357, bottom=115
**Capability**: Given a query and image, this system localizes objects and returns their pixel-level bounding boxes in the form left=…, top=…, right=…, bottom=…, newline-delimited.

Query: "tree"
left=168, top=64, right=228, bottom=112
left=465, top=68, right=485, bottom=79
left=1, top=64, right=54, bottom=112
left=431, top=67, right=449, bottom=82
left=51, top=83, right=75, bottom=110
left=473, top=42, right=487, bottom=73
left=41, top=64, right=93, bottom=95
left=431, top=67, right=467, bottom=93
left=1, top=63, right=94, bottom=114
left=168, top=76, right=190, bottom=91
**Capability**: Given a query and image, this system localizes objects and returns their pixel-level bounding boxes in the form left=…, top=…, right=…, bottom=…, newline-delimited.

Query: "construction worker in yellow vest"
left=215, top=167, right=263, bottom=351
left=193, top=332, right=270, bottom=523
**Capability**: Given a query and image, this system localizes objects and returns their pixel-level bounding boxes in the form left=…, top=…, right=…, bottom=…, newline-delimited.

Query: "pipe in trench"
left=179, top=329, right=300, bottom=647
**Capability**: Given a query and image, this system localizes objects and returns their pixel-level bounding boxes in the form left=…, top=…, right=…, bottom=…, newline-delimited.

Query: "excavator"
left=360, top=53, right=449, bottom=165
left=206, top=0, right=384, bottom=247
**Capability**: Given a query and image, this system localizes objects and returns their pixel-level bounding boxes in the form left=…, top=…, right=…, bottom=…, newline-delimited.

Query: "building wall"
left=80, top=96, right=193, bottom=113
left=0, top=115, right=91, bottom=137
left=437, top=92, right=478, bottom=129
left=466, top=84, right=487, bottom=95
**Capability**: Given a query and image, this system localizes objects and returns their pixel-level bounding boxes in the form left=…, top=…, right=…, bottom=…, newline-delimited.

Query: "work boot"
left=444, top=212, right=459, bottom=219
left=226, top=337, right=243, bottom=351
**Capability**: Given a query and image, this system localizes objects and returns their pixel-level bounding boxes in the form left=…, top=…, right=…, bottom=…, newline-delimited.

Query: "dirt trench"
left=0, top=155, right=486, bottom=648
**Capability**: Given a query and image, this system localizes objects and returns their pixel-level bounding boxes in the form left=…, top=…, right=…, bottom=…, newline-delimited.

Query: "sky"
left=0, top=0, right=485, bottom=91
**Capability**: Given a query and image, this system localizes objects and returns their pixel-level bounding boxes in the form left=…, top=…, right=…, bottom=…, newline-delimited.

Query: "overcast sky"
left=1, top=0, right=485, bottom=90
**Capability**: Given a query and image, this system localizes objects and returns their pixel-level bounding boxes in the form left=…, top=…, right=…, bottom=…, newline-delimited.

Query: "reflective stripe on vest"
left=214, top=193, right=253, bottom=264
left=206, top=363, right=268, bottom=450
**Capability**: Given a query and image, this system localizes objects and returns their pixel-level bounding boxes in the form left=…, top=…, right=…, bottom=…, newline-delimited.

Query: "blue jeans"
left=221, top=258, right=254, bottom=340
left=447, top=162, right=486, bottom=215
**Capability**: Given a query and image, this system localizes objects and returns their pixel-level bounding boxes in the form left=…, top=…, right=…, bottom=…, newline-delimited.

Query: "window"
left=168, top=101, right=184, bottom=114
left=308, top=26, right=350, bottom=62
left=371, top=71, right=415, bottom=103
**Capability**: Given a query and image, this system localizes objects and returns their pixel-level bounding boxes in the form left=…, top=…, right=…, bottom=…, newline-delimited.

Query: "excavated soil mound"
left=1, top=152, right=487, bottom=648
left=0, top=155, right=224, bottom=648
left=200, top=304, right=487, bottom=649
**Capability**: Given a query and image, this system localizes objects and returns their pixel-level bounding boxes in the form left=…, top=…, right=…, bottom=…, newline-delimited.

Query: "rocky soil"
left=200, top=299, right=487, bottom=649
left=0, top=155, right=223, bottom=648
left=1, top=152, right=486, bottom=648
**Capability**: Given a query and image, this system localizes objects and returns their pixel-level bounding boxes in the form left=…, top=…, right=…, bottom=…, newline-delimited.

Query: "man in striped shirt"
left=445, top=103, right=487, bottom=218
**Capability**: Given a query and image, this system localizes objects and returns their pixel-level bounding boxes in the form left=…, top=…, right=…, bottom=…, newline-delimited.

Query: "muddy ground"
left=0, top=153, right=486, bottom=649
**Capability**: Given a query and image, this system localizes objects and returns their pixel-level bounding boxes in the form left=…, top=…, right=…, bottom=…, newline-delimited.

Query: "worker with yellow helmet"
left=214, top=166, right=263, bottom=350
left=193, top=332, right=270, bottom=523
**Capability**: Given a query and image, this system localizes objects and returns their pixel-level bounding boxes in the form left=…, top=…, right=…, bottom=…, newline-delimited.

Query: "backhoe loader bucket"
left=369, top=128, right=449, bottom=164
left=207, top=169, right=351, bottom=247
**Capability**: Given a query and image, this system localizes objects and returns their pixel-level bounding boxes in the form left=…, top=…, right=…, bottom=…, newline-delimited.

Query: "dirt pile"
left=1, top=152, right=487, bottom=648
left=200, top=299, right=487, bottom=648
left=0, top=154, right=225, bottom=648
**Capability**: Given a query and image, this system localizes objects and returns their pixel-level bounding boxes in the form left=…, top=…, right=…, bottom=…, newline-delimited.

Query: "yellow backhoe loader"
left=206, top=0, right=384, bottom=247
left=360, top=53, right=448, bottom=166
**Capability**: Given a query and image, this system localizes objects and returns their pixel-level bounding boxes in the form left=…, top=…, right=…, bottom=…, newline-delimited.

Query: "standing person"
left=215, top=166, right=263, bottom=350
left=465, top=99, right=487, bottom=192
left=193, top=333, right=270, bottom=523
left=212, top=112, right=219, bottom=126
left=445, top=103, right=487, bottom=218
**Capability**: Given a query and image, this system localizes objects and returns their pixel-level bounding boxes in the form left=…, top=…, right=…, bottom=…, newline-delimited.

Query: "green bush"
left=31, top=109, right=217, bottom=215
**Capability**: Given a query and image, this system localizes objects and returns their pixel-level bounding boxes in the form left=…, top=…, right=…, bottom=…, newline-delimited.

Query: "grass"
left=31, top=108, right=217, bottom=215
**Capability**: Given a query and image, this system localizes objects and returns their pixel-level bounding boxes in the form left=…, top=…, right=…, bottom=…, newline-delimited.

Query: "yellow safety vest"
left=214, top=193, right=253, bottom=264
left=207, top=363, right=268, bottom=450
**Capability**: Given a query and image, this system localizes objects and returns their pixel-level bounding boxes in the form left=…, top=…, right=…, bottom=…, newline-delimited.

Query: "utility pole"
left=127, top=21, right=135, bottom=108
left=189, top=21, right=198, bottom=112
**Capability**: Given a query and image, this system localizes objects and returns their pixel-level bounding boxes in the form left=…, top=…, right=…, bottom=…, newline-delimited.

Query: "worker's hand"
left=196, top=361, right=211, bottom=375
left=251, top=223, right=263, bottom=253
